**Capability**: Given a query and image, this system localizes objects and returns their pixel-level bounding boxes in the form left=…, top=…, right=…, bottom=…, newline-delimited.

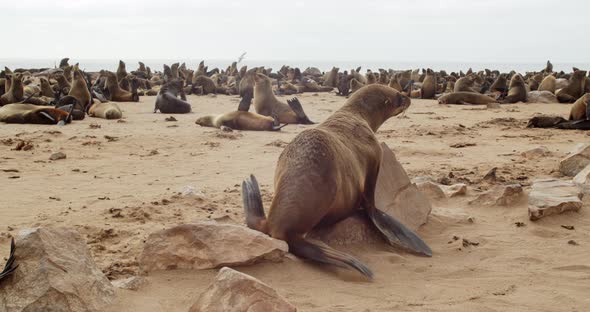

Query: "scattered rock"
left=165, top=116, right=177, bottom=122
left=265, top=140, right=289, bottom=148
left=189, top=267, right=296, bottom=312
left=450, top=142, right=476, bottom=148
left=469, top=184, right=525, bottom=206
left=104, top=135, right=119, bottom=142
left=111, top=276, right=148, bottom=291
left=49, top=152, right=67, bottom=161
left=559, top=143, right=590, bottom=177
left=0, top=227, right=114, bottom=311
left=483, top=167, right=498, bottom=182
left=561, top=225, right=575, bottom=230
left=527, top=91, right=559, bottom=103
left=89, top=123, right=101, bottom=129
left=413, top=177, right=446, bottom=200
left=12, top=140, right=33, bottom=151
left=440, top=184, right=467, bottom=197
left=573, top=164, right=590, bottom=194
left=139, top=222, right=288, bottom=272
left=568, top=240, right=579, bottom=246
left=515, top=222, right=526, bottom=227
left=528, top=179, right=583, bottom=221
left=521, top=146, right=550, bottom=159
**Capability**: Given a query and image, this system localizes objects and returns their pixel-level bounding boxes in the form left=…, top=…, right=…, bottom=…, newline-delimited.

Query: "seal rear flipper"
left=288, top=236, right=373, bottom=280
left=242, top=174, right=267, bottom=232
left=367, top=208, right=432, bottom=257
left=286, top=97, right=314, bottom=124
left=0, top=238, right=18, bottom=282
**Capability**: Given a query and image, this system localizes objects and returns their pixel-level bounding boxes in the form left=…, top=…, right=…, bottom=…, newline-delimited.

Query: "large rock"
left=528, top=179, right=583, bottom=221
left=189, top=267, right=296, bottom=312
left=573, top=164, right=590, bottom=194
left=310, top=143, right=431, bottom=245
left=469, top=184, right=525, bottom=207
left=0, top=227, right=115, bottom=312
left=139, top=222, right=288, bottom=272
left=559, top=143, right=590, bottom=177
left=527, top=91, right=559, bottom=103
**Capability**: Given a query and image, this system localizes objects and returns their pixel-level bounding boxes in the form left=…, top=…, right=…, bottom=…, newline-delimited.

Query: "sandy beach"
left=0, top=92, right=588, bottom=311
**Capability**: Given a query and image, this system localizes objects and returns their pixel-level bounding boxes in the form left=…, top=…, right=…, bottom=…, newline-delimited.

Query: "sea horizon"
left=1, top=58, right=586, bottom=74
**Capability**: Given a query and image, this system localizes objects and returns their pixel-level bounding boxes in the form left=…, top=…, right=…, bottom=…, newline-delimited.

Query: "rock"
left=573, top=164, right=590, bottom=194
left=0, top=227, right=114, bottom=312
left=111, top=276, right=148, bottom=291
left=413, top=177, right=446, bottom=200
left=189, top=267, right=296, bottom=312
left=440, top=183, right=467, bottom=197
left=469, top=184, right=525, bottom=206
left=483, top=167, right=498, bottom=182
left=49, top=152, right=66, bottom=161
left=528, top=179, right=583, bottom=221
left=559, top=143, right=590, bottom=177
left=527, top=91, right=559, bottom=103
left=139, top=222, right=288, bottom=272
left=522, top=146, right=550, bottom=159
left=310, top=143, right=431, bottom=245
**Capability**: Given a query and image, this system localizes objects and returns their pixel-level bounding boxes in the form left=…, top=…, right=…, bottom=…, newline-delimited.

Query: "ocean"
left=0, top=59, right=586, bottom=74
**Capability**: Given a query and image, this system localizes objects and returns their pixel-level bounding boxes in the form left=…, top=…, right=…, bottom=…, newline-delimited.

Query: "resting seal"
left=154, top=80, right=192, bottom=114
left=438, top=92, right=498, bottom=105
left=0, top=104, right=70, bottom=124
left=242, top=84, right=431, bottom=278
left=88, top=102, right=122, bottom=119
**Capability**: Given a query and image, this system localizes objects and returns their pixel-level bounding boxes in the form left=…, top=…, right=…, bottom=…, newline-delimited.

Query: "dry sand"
left=0, top=93, right=589, bottom=311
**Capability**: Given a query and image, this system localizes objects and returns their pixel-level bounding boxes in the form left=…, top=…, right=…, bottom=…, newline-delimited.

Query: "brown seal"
left=88, top=102, right=123, bottom=119
left=538, top=74, right=556, bottom=94
left=241, top=85, right=431, bottom=278
left=195, top=111, right=286, bottom=131
left=0, top=73, right=24, bottom=106
left=68, top=69, right=92, bottom=110
left=116, top=60, right=128, bottom=82
left=388, top=74, right=402, bottom=91
left=0, top=104, right=70, bottom=124
left=556, top=69, right=587, bottom=103
left=420, top=69, right=436, bottom=99
left=454, top=74, right=480, bottom=93
left=438, top=92, right=498, bottom=105
left=102, top=71, right=139, bottom=102
left=569, top=93, right=590, bottom=121
left=502, top=74, right=527, bottom=103
left=323, top=67, right=339, bottom=88
left=40, top=77, right=55, bottom=97
left=253, top=73, right=313, bottom=124
left=154, top=79, right=192, bottom=114
left=489, top=74, right=508, bottom=94
left=349, top=78, right=365, bottom=94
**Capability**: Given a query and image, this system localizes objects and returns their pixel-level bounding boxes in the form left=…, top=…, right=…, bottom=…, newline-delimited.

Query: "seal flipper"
left=288, top=236, right=374, bottom=280
left=0, top=238, right=18, bottom=282
left=237, top=89, right=253, bottom=112
left=241, top=175, right=267, bottom=233
left=286, top=97, right=314, bottom=124
left=367, top=207, right=432, bottom=257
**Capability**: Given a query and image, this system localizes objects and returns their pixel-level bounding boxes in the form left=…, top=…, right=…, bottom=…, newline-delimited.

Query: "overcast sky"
left=2, top=0, right=588, bottom=63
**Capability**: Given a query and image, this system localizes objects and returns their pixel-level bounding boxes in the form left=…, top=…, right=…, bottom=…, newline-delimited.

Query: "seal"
left=67, top=69, right=92, bottom=114
left=556, top=70, right=587, bottom=103
left=420, top=68, right=436, bottom=99
left=39, top=77, right=55, bottom=97
left=502, top=74, right=527, bottom=103
left=0, top=73, right=24, bottom=106
left=88, top=102, right=123, bottom=119
left=154, top=79, right=192, bottom=114
left=323, top=66, right=339, bottom=88
left=454, top=75, right=480, bottom=93
left=569, top=93, right=590, bottom=121
left=438, top=92, right=498, bottom=105
left=388, top=74, right=402, bottom=92
left=350, top=78, right=365, bottom=94
left=195, top=111, right=286, bottom=131
left=241, top=85, right=431, bottom=278
left=116, top=60, right=128, bottom=82
left=253, top=73, right=313, bottom=124
left=103, top=71, right=139, bottom=102
left=489, top=73, right=508, bottom=94
left=538, top=74, right=556, bottom=94
left=0, top=104, right=70, bottom=124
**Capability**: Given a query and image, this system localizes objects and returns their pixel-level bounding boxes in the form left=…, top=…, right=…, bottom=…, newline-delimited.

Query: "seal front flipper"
left=286, top=97, right=314, bottom=124
left=241, top=174, right=267, bottom=232
left=0, top=238, right=18, bottom=282
left=367, top=207, right=432, bottom=257
left=237, top=89, right=253, bottom=112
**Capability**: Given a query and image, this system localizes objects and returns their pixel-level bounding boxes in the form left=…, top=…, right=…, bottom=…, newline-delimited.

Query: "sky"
left=2, top=0, right=589, bottom=64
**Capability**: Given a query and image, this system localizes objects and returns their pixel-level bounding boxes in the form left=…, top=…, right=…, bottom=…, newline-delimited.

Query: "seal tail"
left=367, top=207, right=432, bottom=257
left=0, top=238, right=18, bottom=282
left=287, top=236, right=374, bottom=279
left=287, top=97, right=314, bottom=124
left=241, top=175, right=268, bottom=233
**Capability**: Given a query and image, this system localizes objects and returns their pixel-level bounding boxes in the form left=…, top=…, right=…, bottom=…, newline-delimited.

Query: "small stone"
left=188, top=267, right=296, bottom=312
left=165, top=116, right=177, bottom=122
left=469, top=184, right=524, bottom=207
left=559, top=143, right=590, bottom=177
left=483, top=167, right=498, bottom=182
left=561, top=225, right=575, bottom=230
left=568, top=240, right=579, bottom=246
left=49, top=152, right=67, bottom=161
left=515, top=222, right=526, bottom=227
left=528, top=179, right=583, bottom=221
left=440, top=183, right=467, bottom=197
left=413, top=177, right=446, bottom=200
left=521, top=146, right=550, bottom=159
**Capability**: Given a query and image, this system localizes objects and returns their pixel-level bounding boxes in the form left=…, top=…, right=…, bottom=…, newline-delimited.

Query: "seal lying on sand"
left=438, top=92, right=498, bottom=105
left=242, top=85, right=431, bottom=278
left=154, top=80, right=191, bottom=114
left=0, top=104, right=71, bottom=124
left=88, top=102, right=123, bottom=119
left=527, top=115, right=590, bottom=130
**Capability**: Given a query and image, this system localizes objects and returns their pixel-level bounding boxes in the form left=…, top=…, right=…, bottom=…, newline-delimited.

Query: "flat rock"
left=139, top=222, right=288, bottom=272
left=528, top=179, right=583, bottom=221
left=559, top=143, right=590, bottom=177
left=440, top=183, right=467, bottom=197
left=413, top=177, right=446, bottom=200
left=309, top=143, right=431, bottom=246
left=189, top=267, right=296, bottom=312
left=49, top=152, right=66, bottom=160
left=573, top=164, right=590, bottom=194
left=111, top=276, right=148, bottom=291
left=527, top=91, right=559, bottom=103
left=0, top=227, right=114, bottom=312
left=522, top=146, right=550, bottom=159
left=469, top=184, right=525, bottom=206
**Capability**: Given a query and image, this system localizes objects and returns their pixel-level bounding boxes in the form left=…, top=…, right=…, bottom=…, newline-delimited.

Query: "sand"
left=0, top=93, right=589, bottom=311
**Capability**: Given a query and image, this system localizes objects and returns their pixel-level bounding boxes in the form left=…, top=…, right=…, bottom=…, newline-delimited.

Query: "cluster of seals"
left=242, top=85, right=431, bottom=278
